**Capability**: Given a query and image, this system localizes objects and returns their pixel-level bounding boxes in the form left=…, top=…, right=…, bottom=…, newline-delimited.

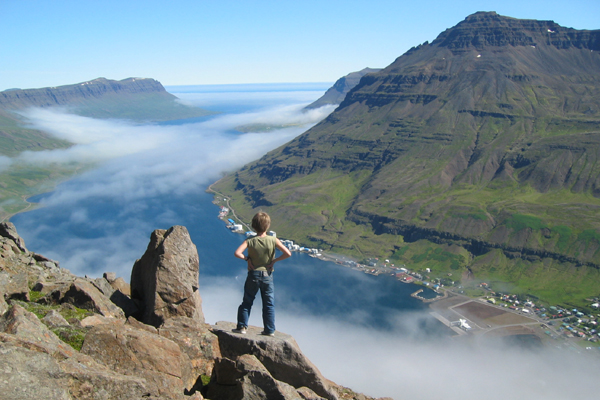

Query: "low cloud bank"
left=201, top=276, right=600, bottom=400
left=10, top=97, right=333, bottom=278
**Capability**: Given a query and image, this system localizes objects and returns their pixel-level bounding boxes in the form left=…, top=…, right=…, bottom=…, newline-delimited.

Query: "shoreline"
left=207, top=185, right=446, bottom=299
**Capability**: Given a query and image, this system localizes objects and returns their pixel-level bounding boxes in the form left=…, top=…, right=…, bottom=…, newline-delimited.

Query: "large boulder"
left=0, top=222, right=27, bottom=252
left=81, top=323, right=194, bottom=399
left=0, top=304, right=77, bottom=359
left=211, top=321, right=338, bottom=400
left=90, top=274, right=139, bottom=317
left=205, top=354, right=317, bottom=400
left=0, top=344, right=154, bottom=400
left=0, top=345, right=73, bottom=400
left=0, top=271, right=29, bottom=301
left=61, top=278, right=125, bottom=319
left=159, top=316, right=221, bottom=377
left=130, top=226, right=203, bottom=327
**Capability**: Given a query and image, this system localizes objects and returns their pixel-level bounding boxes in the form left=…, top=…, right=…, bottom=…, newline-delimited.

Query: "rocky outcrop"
left=0, top=304, right=151, bottom=399
left=131, top=225, right=204, bottom=327
left=0, top=223, right=377, bottom=400
left=209, top=321, right=339, bottom=400
left=81, top=322, right=193, bottom=398
left=61, top=278, right=126, bottom=319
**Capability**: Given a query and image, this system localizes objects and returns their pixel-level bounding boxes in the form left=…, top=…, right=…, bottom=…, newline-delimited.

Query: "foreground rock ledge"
left=210, top=321, right=339, bottom=400
left=0, top=222, right=386, bottom=400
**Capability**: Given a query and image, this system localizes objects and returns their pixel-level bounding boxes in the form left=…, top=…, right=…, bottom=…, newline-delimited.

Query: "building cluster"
left=481, top=288, right=600, bottom=344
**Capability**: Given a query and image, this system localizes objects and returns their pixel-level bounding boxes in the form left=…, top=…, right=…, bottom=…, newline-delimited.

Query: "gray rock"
left=111, top=276, right=131, bottom=296
left=206, top=354, right=312, bottom=400
left=61, top=277, right=125, bottom=319
left=103, top=271, right=117, bottom=282
left=159, top=316, right=221, bottom=377
left=32, top=252, right=59, bottom=265
left=126, top=315, right=159, bottom=334
left=110, top=289, right=140, bottom=317
left=0, top=295, right=7, bottom=316
left=0, top=271, right=29, bottom=301
left=80, top=314, right=125, bottom=328
left=91, top=276, right=116, bottom=297
left=0, top=341, right=156, bottom=400
left=0, top=304, right=77, bottom=358
left=41, top=309, right=69, bottom=328
left=59, top=354, right=154, bottom=399
left=211, top=321, right=338, bottom=400
left=297, top=386, right=327, bottom=400
left=130, top=225, right=203, bottom=327
left=0, top=345, right=71, bottom=399
left=32, top=279, right=74, bottom=297
left=81, top=323, right=192, bottom=398
left=0, top=221, right=27, bottom=252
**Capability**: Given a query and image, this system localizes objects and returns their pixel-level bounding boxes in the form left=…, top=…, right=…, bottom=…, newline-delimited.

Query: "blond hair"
left=251, top=212, right=271, bottom=234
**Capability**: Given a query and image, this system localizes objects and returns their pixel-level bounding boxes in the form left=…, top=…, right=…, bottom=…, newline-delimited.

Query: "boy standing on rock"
left=233, top=212, right=291, bottom=336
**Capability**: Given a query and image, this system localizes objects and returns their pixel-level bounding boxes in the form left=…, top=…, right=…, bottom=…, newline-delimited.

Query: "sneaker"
left=233, top=327, right=247, bottom=334
left=261, top=331, right=275, bottom=336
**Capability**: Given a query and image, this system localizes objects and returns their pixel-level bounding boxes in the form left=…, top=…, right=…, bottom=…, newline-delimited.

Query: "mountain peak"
left=211, top=12, right=600, bottom=297
left=431, top=11, right=598, bottom=51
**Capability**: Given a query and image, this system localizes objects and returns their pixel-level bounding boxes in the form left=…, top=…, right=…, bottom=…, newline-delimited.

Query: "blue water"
left=11, top=83, right=445, bottom=336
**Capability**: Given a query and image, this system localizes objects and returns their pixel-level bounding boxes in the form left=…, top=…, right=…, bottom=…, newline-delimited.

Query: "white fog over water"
left=8, top=84, right=600, bottom=399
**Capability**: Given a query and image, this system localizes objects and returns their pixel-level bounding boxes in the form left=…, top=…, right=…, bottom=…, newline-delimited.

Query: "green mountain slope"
left=213, top=12, right=600, bottom=306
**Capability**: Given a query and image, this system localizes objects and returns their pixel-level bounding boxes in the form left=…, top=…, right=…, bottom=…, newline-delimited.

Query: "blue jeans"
left=237, top=270, right=275, bottom=333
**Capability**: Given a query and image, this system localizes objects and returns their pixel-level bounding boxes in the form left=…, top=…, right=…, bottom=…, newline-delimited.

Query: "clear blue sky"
left=1, top=0, right=598, bottom=91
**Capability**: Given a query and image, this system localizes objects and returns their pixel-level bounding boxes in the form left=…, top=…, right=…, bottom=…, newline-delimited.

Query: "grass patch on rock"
left=51, top=326, right=87, bottom=351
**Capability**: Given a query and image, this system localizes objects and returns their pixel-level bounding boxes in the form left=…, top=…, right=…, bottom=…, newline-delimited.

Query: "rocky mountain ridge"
left=0, top=223, right=381, bottom=400
left=212, top=12, right=600, bottom=303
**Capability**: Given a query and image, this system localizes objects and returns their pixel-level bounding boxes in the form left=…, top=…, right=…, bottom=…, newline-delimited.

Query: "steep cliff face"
left=213, top=12, right=600, bottom=292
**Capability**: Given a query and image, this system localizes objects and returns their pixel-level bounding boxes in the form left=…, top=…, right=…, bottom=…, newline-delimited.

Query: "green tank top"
left=247, top=235, right=276, bottom=271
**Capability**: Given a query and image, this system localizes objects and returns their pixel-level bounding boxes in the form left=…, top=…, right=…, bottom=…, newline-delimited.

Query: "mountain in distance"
left=212, top=12, right=600, bottom=307
left=304, top=67, right=382, bottom=109
left=0, top=77, right=212, bottom=219
left=0, top=77, right=213, bottom=156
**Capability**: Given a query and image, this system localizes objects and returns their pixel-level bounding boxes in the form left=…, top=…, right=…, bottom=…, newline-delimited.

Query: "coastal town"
left=216, top=202, right=600, bottom=354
